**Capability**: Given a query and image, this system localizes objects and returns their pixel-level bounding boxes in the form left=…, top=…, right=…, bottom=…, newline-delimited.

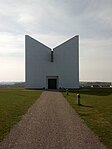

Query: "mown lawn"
left=63, top=88, right=112, bottom=149
left=0, top=88, right=42, bottom=141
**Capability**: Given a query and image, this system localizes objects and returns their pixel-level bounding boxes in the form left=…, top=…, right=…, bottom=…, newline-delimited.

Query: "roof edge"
left=25, top=35, right=51, bottom=50
left=53, top=35, right=79, bottom=50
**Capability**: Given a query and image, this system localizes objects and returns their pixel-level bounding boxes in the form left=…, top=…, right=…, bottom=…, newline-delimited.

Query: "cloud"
left=0, top=32, right=24, bottom=54
left=0, top=58, right=24, bottom=81
left=0, top=0, right=112, bottom=81
left=80, top=37, right=112, bottom=81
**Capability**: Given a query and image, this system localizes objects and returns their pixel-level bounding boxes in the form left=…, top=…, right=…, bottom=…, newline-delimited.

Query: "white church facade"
left=25, top=35, right=79, bottom=89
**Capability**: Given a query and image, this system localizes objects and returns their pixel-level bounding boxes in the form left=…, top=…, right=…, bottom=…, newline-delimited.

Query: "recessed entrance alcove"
left=47, top=76, right=58, bottom=89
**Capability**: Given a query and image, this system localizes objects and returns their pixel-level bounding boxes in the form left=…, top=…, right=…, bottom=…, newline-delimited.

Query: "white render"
left=25, top=35, right=79, bottom=89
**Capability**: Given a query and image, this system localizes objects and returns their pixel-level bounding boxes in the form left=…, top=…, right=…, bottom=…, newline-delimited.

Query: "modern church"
left=25, top=35, right=79, bottom=89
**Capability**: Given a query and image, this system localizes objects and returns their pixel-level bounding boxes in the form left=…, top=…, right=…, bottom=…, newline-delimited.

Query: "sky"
left=0, top=0, right=112, bottom=82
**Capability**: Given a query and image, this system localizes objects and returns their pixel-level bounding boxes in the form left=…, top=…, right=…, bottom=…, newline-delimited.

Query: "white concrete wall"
left=25, top=35, right=79, bottom=89
left=25, top=35, right=51, bottom=88
left=53, top=35, right=79, bottom=88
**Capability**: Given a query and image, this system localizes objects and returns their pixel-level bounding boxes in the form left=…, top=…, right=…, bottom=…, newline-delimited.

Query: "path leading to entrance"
left=0, top=91, right=106, bottom=149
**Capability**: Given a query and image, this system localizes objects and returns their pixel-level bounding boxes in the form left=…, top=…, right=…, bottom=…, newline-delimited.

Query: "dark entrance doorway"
left=48, top=79, right=57, bottom=89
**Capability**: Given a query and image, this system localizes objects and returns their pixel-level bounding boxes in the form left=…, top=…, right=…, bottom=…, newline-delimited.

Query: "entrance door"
left=48, top=79, right=57, bottom=89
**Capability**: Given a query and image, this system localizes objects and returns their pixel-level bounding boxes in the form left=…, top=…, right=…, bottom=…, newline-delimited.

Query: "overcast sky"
left=0, top=0, right=112, bottom=82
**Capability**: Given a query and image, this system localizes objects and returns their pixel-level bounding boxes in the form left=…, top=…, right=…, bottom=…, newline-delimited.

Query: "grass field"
left=63, top=88, right=112, bottom=149
left=0, top=88, right=42, bottom=141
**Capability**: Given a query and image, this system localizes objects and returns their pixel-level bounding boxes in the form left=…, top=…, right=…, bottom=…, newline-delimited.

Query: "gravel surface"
left=0, top=91, right=107, bottom=149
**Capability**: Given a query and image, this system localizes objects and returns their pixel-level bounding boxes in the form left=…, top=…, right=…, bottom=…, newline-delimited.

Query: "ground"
left=0, top=91, right=106, bottom=149
left=63, top=88, right=112, bottom=149
left=0, top=88, right=42, bottom=141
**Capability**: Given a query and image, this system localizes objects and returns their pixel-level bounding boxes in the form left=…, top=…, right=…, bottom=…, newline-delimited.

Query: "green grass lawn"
left=0, top=88, right=42, bottom=141
left=63, top=88, right=112, bottom=149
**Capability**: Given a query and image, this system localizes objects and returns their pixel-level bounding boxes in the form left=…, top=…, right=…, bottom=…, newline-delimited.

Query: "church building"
left=25, top=35, right=79, bottom=89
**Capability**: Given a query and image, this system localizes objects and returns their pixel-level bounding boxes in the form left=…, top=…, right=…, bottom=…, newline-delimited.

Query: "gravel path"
left=0, top=91, right=107, bottom=149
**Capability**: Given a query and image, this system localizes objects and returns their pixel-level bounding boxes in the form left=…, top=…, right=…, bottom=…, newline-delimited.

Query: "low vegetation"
left=0, top=88, right=42, bottom=141
left=63, top=88, right=112, bottom=149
